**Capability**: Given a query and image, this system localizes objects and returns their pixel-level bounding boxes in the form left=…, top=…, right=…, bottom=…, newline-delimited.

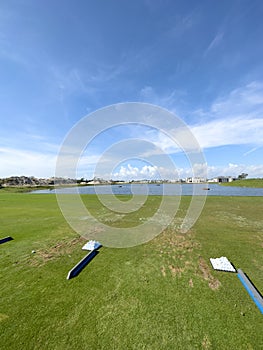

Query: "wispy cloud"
left=209, top=81, right=263, bottom=117
left=139, top=85, right=186, bottom=114
left=243, top=146, right=262, bottom=157
left=87, top=62, right=125, bottom=84
left=48, top=66, right=96, bottom=100
left=203, top=31, right=224, bottom=57
left=167, top=12, right=197, bottom=39
left=0, top=130, right=62, bottom=178
left=0, top=132, right=60, bottom=154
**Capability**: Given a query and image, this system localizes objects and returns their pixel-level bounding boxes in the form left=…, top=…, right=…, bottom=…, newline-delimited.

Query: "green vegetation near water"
left=0, top=192, right=263, bottom=349
left=221, top=178, right=263, bottom=188
left=0, top=185, right=53, bottom=193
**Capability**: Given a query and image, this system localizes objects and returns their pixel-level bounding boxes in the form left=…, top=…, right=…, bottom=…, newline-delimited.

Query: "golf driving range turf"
left=0, top=192, right=263, bottom=349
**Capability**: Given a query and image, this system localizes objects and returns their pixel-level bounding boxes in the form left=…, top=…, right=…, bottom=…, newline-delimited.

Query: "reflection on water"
left=32, top=183, right=263, bottom=196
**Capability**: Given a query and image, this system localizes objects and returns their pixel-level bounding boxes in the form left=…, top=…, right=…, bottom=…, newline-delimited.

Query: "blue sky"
left=0, top=0, right=263, bottom=179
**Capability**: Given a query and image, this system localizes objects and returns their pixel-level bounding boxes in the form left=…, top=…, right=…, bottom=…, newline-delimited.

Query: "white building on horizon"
left=208, top=176, right=235, bottom=183
left=185, top=177, right=206, bottom=183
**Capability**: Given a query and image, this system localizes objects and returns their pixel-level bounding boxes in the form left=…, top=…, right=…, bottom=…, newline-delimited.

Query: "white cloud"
left=190, top=81, right=263, bottom=148
left=0, top=147, right=57, bottom=178
left=139, top=81, right=263, bottom=151
left=210, top=81, right=263, bottom=117
left=2, top=81, right=262, bottom=179
left=140, top=165, right=158, bottom=177
left=140, top=128, right=179, bottom=154
left=112, top=163, right=207, bottom=181
left=113, top=164, right=159, bottom=180
left=3, top=144, right=261, bottom=180
left=206, top=163, right=263, bottom=179
left=191, top=117, right=263, bottom=149
left=111, top=162, right=263, bottom=180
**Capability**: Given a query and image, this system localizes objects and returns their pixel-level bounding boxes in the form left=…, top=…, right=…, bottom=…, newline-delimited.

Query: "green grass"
left=0, top=193, right=263, bottom=349
left=0, top=185, right=53, bottom=193
left=221, top=178, right=263, bottom=188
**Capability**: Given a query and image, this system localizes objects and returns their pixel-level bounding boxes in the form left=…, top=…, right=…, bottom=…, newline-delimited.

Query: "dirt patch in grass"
left=198, top=257, right=221, bottom=290
left=0, top=314, right=9, bottom=322
left=202, top=334, right=212, bottom=349
left=156, top=228, right=200, bottom=253
left=155, top=228, right=200, bottom=278
left=29, top=236, right=86, bottom=266
left=189, top=278, right=194, bottom=287
left=161, top=266, right=166, bottom=277
left=168, top=264, right=184, bottom=277
left=253, top=233, right=263, bottom=246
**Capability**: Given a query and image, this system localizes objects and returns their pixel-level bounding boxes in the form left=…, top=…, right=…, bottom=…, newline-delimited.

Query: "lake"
left=32, top=183, right=263, bottom=196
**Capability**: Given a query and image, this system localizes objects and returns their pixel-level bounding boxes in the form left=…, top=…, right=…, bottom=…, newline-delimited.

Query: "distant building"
left=186, top=177, right=206, bottom=183
left=208, top=176, right=235, bottom=183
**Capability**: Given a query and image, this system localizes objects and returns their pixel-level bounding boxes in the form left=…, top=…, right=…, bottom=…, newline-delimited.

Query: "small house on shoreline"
left=208, top=176, right=235, bottom=183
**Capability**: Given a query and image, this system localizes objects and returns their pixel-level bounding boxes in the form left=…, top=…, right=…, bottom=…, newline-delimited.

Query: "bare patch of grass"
left=198, top=257, right=221, bottom=290
left=0, top=314, right=9, bottom=322
left=28, top=236, right=85, bottom=266
left=168, top=264, right=184, bottom=277
left=202, top=334, right=212, bottom=349
left=155, top=227, right=200, bottom=278
left=160, top=266, right=166, bottom=277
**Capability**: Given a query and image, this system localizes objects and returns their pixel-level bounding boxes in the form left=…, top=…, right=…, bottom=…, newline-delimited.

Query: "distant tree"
left=238, top=173, right=248, bottom=180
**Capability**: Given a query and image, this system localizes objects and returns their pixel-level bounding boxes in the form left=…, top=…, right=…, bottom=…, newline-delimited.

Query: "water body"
left=32, top=183, right=263, bottom=196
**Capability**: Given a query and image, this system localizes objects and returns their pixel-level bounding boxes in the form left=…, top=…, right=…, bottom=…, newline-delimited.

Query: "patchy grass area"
left=0, top=193, right=263, bottom=349
left=221, top=178, right=263, bottom=188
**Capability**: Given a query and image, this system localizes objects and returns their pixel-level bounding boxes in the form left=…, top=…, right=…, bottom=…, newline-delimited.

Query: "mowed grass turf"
left=221, top=178, right=263, bottom=188
left=0, top=192, right=263, bottom=349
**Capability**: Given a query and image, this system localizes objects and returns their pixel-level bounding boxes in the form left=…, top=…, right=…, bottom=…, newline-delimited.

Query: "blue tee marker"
left=237, top=269, right=263, bottom=315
